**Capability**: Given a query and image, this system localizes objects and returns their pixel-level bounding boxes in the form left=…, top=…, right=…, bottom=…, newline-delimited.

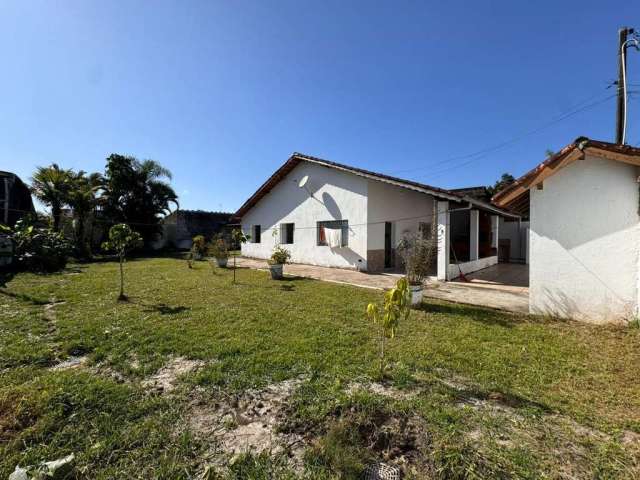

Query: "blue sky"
left=1, top=1, right=639, bottom=212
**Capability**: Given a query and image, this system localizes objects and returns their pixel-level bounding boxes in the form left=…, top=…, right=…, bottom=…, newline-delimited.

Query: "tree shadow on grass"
left=416, top=301, right=521, bottom=328
left=453, top=385, right=554, bottom=415
left=141, top=302, right=191, bottom=315
left=0, top=270, right=16, bottom=288
left=0, top=288, right=50, bottom=305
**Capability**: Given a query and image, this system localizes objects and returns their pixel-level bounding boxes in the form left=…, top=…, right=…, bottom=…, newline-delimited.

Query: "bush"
left=396, top=232, right=436, bottom=285
left=191, top=235, right=207, bottom=258
left=10, top=219, right=72, bottom=272
left=269, top=245, right=291, bottom=265
left=207, top=235, right=229, bottom=259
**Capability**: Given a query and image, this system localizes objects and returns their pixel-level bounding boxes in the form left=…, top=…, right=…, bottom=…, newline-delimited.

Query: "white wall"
left=241, top=162, right=369, bottom=270
left=499, top=218, right=530, bottom=263
left=448, top=255, right=498, bottom=280
left=529, top=154, right=640, bottom=323
left=366, top=180, right=434, bottom=251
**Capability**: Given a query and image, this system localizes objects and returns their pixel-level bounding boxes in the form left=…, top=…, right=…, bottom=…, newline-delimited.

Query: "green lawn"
left=1, top=257, right=638, bottom=479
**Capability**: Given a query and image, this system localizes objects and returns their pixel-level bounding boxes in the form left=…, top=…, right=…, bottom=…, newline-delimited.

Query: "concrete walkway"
left=234, top=257, right=399, bottom=290
left=234, top=257, right=529, bottom=313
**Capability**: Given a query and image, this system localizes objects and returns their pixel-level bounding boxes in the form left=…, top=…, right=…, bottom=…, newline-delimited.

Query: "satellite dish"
left=298, top=175, right=309, bottom=188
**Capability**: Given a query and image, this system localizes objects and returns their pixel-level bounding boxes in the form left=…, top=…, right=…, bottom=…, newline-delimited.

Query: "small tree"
left=102, top=224, right=142, bottom=301
left=366, top=277, right=411, bottom=378
left=231, top=229, right=250, bottom=284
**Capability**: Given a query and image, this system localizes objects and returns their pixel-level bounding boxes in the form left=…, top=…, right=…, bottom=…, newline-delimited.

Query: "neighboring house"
left=235, top=153, right=518, bottom=278
left=152, top=209, right=233, bottom=250
left=0, top=171, right=35, bottom=227
left=493, top=137, right=640, bottom=323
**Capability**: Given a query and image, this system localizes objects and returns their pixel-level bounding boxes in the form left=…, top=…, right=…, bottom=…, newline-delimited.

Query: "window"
left=418, top=222, right=433, bottom=240
left=317, top=220, right=348, bottom=247
left=252, top=225, right=261, bottom=243
left=280, top=223, right=294, bottom=244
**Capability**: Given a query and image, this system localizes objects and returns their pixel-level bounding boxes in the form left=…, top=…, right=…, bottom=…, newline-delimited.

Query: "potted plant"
left=191, top=235, right=207, bottom=260
left=396, top=231, right=436, bottom=306
left=268, top=244, right=291, bottom=280
left=208, top=234, right=229, bottom=267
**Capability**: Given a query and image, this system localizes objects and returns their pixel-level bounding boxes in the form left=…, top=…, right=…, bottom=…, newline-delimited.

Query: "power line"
left=2, top=204, right=504, bottom=232
left=411, top=93, right=617, bottom=182
left=387, top=89, right=617, bottom=178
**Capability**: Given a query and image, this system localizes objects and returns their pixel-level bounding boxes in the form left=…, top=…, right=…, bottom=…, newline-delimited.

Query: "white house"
left=493, top=137, right=640, bottom=323
left=235, top=153, right=517, bottom=279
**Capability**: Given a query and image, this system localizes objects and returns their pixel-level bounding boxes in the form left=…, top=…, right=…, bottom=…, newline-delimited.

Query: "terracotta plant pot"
left=269, top=263, right=283, bottom=280
left=409, top=284, right=423, bottom=306
left=216, top=257, right=228, bottom=268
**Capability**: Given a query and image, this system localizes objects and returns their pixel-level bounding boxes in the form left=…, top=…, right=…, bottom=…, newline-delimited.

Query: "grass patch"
left=0, top=258, right=638, bottom=478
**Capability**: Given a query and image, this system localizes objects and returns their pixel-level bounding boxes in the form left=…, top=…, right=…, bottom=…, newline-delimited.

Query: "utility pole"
left=615, top=27, right=631, bottom=144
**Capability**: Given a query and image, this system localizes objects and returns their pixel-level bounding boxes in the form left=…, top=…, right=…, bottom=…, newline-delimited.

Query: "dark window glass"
left=281, top=223, right=294, bottom=244
left=253, top=225, right=261, bottom=243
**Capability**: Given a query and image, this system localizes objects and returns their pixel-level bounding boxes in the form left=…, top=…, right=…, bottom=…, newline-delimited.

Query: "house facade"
left=493, top=138, right=640, bottom=323
left=236, top=153, right=517, bottom=279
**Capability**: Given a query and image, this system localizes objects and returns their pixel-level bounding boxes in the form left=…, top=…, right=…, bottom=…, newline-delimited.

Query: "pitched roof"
left=234, top=152, right=518, bottom=219
left=492, top=137, right=640, bottom=209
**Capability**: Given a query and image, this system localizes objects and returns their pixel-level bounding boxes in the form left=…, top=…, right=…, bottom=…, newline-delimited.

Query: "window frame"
left=317, top=219, right=348, bottom=247
left=280, top=223, right=295, bottom=244
left=252, top=225, right=261, bottom=244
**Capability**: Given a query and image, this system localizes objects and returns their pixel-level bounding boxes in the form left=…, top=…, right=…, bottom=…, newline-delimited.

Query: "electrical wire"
left=1, top=203, right=505, bottom=232
left=387, top=87, right=619, bottom=177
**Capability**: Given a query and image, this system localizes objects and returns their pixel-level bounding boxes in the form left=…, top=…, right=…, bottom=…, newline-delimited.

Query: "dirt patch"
left=43, top=299, right=65, bottom=322
left=346, top=382, right=418, bottom=400
left=188, top=378, right=305, bottom=466
left=313, top=406, right=434, bottom=478
left=142, top=357, right=205, bottom=393
left=50, top=355, right=89, bottom=371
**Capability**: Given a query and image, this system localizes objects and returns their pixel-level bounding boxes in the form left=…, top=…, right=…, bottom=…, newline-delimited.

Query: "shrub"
left=396, top=232, right=436, bottom=285
left=11, top=219, right=72, bottom=272
left=191, top=235, right=207, bottom=257
left=269, top=245, right=291, bottom=265
left=208, top=235, right=229, bottom=259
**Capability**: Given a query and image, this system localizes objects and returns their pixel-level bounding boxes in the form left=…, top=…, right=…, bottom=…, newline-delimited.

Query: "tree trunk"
left=118, top=253, right=125, bottom=300
left=379, top=329, right=386, bottom=378
left=52, top=204, right=62, bottom=232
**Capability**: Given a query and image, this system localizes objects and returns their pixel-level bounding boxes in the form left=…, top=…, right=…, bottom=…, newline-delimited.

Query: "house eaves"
left=492, top=137, right=640, bottom=209
left=234, top=152, right=518, bottom=219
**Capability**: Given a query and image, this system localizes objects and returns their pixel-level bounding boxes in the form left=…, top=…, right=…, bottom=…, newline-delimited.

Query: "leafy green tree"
left=366, top=277, right=411, bottom=377
left=102, top=224, right=143, bottom=301
left=30, top=164, right=73, bottom=231
left=67, top=171, right=103, bottom=258
left=487, top=173, right=516, bottom=197
left=101, top=154, right=178, bottom=245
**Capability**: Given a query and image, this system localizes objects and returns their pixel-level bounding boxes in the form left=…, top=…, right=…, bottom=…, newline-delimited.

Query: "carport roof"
left=234, top=152, right=519, bottom=219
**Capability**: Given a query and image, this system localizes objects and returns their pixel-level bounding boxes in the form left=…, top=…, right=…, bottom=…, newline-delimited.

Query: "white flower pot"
left=409, top=285, right=423, bottom=306
left=269, top=263, right=284, bottom=279
left=215, top=257, right=228, bottom=268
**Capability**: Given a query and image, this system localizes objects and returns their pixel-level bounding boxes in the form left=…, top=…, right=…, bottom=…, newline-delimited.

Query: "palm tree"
left=101, top=155, right=178, bottom=245
left=67, top=171, right=103, bottom=257
left=30, top=164, right=73, bottom=231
